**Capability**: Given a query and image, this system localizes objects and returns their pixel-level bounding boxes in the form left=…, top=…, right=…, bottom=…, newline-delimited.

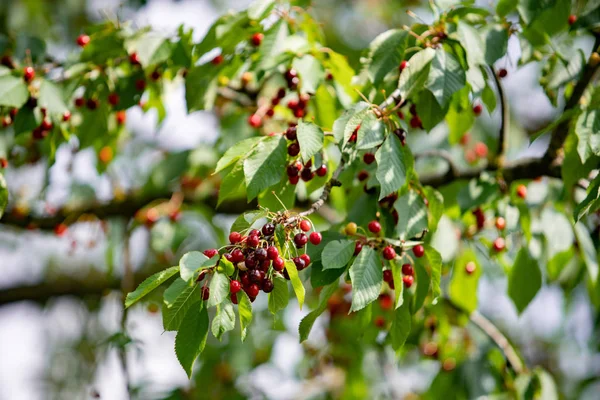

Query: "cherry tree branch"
left=489, top=65, right=509, bottom=167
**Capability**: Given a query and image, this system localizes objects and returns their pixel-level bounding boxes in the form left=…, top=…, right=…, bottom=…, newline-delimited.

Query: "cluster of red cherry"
left=284, top=126, right=328, bottom=184
left=199, top=219, right=322, bottom=303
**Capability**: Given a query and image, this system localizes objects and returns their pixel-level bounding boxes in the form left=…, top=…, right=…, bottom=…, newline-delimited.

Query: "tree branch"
left=544, top=34, right=600, bottom=162
left=0, top=190, right=255, bottom=231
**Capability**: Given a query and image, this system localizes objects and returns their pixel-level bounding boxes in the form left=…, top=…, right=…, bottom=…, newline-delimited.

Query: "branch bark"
left=489, top=65, right=509, bottom=167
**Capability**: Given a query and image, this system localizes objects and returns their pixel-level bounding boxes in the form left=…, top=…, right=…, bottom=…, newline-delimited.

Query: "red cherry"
left=41, top=119, right=53, bottom=131
left=299, top=220, right=311, bottom=232
left=465, top=262, right=477, bottom=275
left=201, top=286, right=210, bottom=300
left=230, top=293, right=239, bottom=304
left=150, top=70, right=161, bottom=81
left=288, top=142, right=300, bottom=156
left=460, top=132, right=471, bottom=145
left=382, top=246, right=396, bottom=260
left=401, top=263, right=414, bottom=276
left=293, top=256, right=306, bottom=270
left=568, top=14, right=577, bottom=25
left=495, top=217, right=506, bottom=231
left=129, top=52, right=140, bottom=65
left=266, top=108, right=275, bottom=117
left=266, top=246, right=279, bottom=260
left=402, top=275, right=414, bottom=288
left=383, top=269, right=392, bottom=283
left=358, top=170, right=369, bottom=181
left=262, top=223, right=275, bottom=236
left=54, top=223, right=68, bottom=237
left=23, top=67, right=35, bottom=82
left=399, top=60, right=409, bottom=71
left=0, top=158, right=7, bottom=169
left=410, top=115, right=422, bottom=129
left=196, top=270, right=207, bottom=282
left=62, top=111, right=71, bottom=122
left=76, top=34, right=90, bottom=47
left=412, top=245, right=425, bottom=258
left=273, top=257, right=285, bottom=271
left=231, top=249, right=245, bottom=263
left=363, top=153, right=375, bottom=165
left=301, top=168, right=314, bottom=181
left=246, top=284, right=260, bottom=298
left=108, top=93, right=120, bottom=106
left=294, top=233, right=308, bottom=248
left=74, top=97, right=85, bottom=108
left=251, top=32, right=264, bottom=46
left=86, top=98, right=99, bottom=110
left=289, top=175, right=300, bottom=185
left=116, top=111, right=127, bottom=125
left=379, top=294, right=393, bottom=310
left=473, top=104, right=483, bottom=115
left=247, top=235, right=260, bottom=248
left=285, top=126, right=297, bottom=140
left=300, top=253, right=311, bottom=267
left=293, top=108, right=304, bottom=118
left=368, top=220, right=381, bottom=233
left=248, top=114, right=262, bottom=128
left=354, top=241, right=363, bottom=255
left=516, top=184, right=527, bottom=199
left=309, top=231, right=322, bottom=245
left=374, top=316, right=386, bottom=328
left=474, top=142, right=488, bottom=158
left=316, top=165, right=327, bottom=177
left=135, top=79, right=146, bottom=91
left=493, top=237, right=505, bottom=252
left=262, top=278, right=274, bottom=293
left=211, top=54, right=223, bottom=65
left=229, top=231, right=242, bottom=244
left=230, top=280, right=242, bottom=294
left=498, top=68, right=508, bottom=78
left=203, top=249, right=218, bottom=258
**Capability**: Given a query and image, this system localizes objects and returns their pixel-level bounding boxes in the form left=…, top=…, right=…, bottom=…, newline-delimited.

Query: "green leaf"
left=258, top=20, right=289, bottom=70
left=562, top=130, right=598, bottom=191
left=449, top=250, right=481, bottom=313
left=390, top=260, right=404, bottom=308
left=575, top=109, right=600, bottom=164
left=413, top=261, right=430, bottom=312
left=398, top=48, right=435, bottom=101
left=174, top=305, right=209, bottom=378
left=0, top=173, right=7, bottom=219
left=423, top=186, right=444, bottom=232
left=215, top=137, right=262, bottom=173
left=125, top=266, right=179, bottom=308
left=390, top=303, right=411, bottom=351
left=496, top=0, right=518, bottom=17
left=425, top=245, right=443, bottom=303
left=574, top=222, right=598, bottom=286
left=238, top=291, right=253, bottom=341
left=268, top=275, right=289, bottom=314
left=375, top=134, right=413, bottom=200
left=0, top=75, right=28, bottom=108
left=179, top=251, right=212, bottom=282
left=446, top=86, right=475, bottom=144
left=38, top=79, right=68, bottom=114
left=297, top=120, right=324, bottom=164
left=425, top=49, right=465, bottom=108
left=220, top=256, right=235, bottom=276
left=481, top=84, right=497, bottom=113
left=332, top=102, right=369, bottom=143
left=212, top=299, right=236, bottom=339
left=284, top=260, right=306, bottom=309
left=456, top=21, right=486, bottom=67
left=230, top=210, right=267, bottom=234
left=415, top=90, right=446, bottom=131
left=571, top=3, right=600, bottom=31
left=508, top=248, right=542, bottom=314
left=482, top=25, right=509, bottom=65
left=394, top=191, right=428, bottom=240
left=292, top=55, right=324, bottom=94
left=299, top=282, right=338, bottom=342
left=163, top=285, right=200, bottom=331
left=248, top=0, right=275, bottom=19
left=244, top=136, right=287, bottom=200
left=313, top=84, right=337, bottom=130
left=207, top=272, right=230, bottom=308
left=128, top=33, right=172, bottom=67
left=321, top=240, right=356, bottom=270
left=356, top=113, right=386, bottom=150
left=457, top=177, right=500, bottom=213
left=185, top=62, right=219, bottom=112
left=164, top=278, right=189, bottom=307
left=349, top=246, right=383, bottom=312
left=217, top=162, right=247, bottom=206
left=367, top=29, right=408, bottom=86
left=574, top=174, right=600, bottom=221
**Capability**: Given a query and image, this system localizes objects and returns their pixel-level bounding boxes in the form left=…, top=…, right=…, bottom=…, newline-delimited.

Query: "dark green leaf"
left=163, top=285, right=200, bottom=331
left=426, top=49, right=465, bottom=107
left=575, top=109, right=600, bottom=164
left=398, top=48, right=435, bottom=100
left=284, top=260, right=305, bottom=309
left=449, top=250, right=481, bottom=313
left=179, top=251, right=212, bottom=282
left=268, top=275, right=289, bottom=314
left=574, top=174, right=600, bottom=221
left=321, top=239, right=356, bottom=270
left=390, top=303, right=411, bottom=351
left=212, top=299, right=236, bottom=339
left=207, top=272, right=230, bottom=307
left=394, top=191, right=428, bottom=240
left=299, top=282, right=338, bottom=342
left=356, top=113, right=386, bottom=150
left=375, top=134, right=413, bottom=200
left=297, top=120, right=324, bottom=164
left=349, top=246, right=383, bottom=312
left=185, top=62, right=219, bottom=112
left=125, top=266, right=179, bottom=308
left=0, top=75, right=29, bottom=108
left=175, top=305, right=208, bottom=378
left=238, top=291, right=253, bottom=341
left=574, top=222, right=598, bottom=286
left=244, top=136, right=287, bottom=200
left=367, top=29, right=409, bottom=86
left=508, top=248, right=542, bottom=314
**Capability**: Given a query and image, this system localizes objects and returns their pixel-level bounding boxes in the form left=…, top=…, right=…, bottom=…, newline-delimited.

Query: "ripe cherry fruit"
left=354, top=241, right=363, bottom=255
left=288, top=142, right=300, bottom=157
left=62, top=111, right=71, bottom=122
left=229, top=231, right=242, bottom=244
left=230, top=280, right=242, bottom=294
left=368, top=220, right=381, bottom=234
left=309, top=231, right=322, bottom=245
left=294, top=233, right=308, bottom=248
left=299, top=220, right=311, bottom=232
left=248, top=114, right=262, bottom=128
left=516, top=184, right=527, bottom=199
left=383, top=269, right=392, bottom=283
left=568, top=15, right=577, bottom=25
left=76, top=34, right=90, bottom=47
left=498, top=68, right=508, bottom=78
left=246, top=284, right=260, bottom=298
left=402, top=275, right=414, bottom=288
left=116, top=111, right=127, bottom=125
left=473, top=104, right=483, bottom=115
left=231, top=249, right=245, bottom=263
left=493, top=237, right=505, bottom=252
left=262, top=279, right=274, bottom=293
left=262, top=223, right=275, bottom=236
left=273, top=256, right=285, bottom=271
left=300, top=253, right=311, bottom=267
left=23, top=66, right=35, bottom=83
left=211, top=54, right=224, bottom=65
left=54, top=223, right=68, bottom=237
left=382, top=246, right=396, bottom=260
left=363, top=153, right=375, bottom=165
left=413, top=244, right=425, bottom=258
left=202, top=286, right=210, bottom=300
left=402, top=263, right=414, bottom=276
left=203, top=248, right=218, bottom=258
left=465, top=262, right=477, bottom=275
left=247, top=235, right=260, bottom=248
left=266, top=246, right=279, bottom=260
left=316, top=165, right=327, bottom=177
left=474, top=142, right=488, bottom=158
left=495, top=217, right=506, bottom=231
left=399, top=60, right=409, bottom=72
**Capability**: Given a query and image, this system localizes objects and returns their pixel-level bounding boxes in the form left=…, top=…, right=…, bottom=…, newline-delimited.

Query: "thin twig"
left=120, top=231, right=133, bottom=398
left=489, top=65, right=509, bottom=168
